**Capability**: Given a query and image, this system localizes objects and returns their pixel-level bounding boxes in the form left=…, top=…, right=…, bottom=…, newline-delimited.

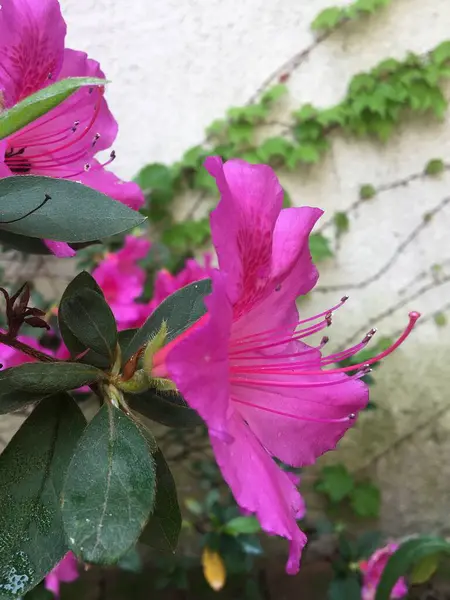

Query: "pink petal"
left=211, top=411, right=306, bottom=574
left=116, top=234, right=151, bottom=263
left=78, top=160, right=145, bottom=210
left=44, top=573, right=60, bottom=597
left=234, top=372, right=368, bottom=467
left=206, top=156, right=283, bottom=307
left=166, top=271, right=232, bottom=439
left=0, top=0, right=66, bottom=107
left=44, top=239, right=76, bottom=258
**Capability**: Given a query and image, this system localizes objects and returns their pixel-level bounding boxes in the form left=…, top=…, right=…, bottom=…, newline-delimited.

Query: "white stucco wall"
left=3, top=0, right=450, bottom=537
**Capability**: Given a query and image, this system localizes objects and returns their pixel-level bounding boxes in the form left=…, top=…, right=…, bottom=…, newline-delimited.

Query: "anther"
left=320, top=336, right=329, bottom=346
left=72, top=120, right=80, bottom=132
left=348, top=413, right=357, bottom=420
left=362, top=328, right=377, bottom=344
left=84, top=163, right=91, bottom=172
left=275, top=284, right=282, bottom=292
left=92, top=133, right=101, bottom=147
left=325, top=313, right=332, bottom=326
left=109, top=150, right=116, bottom=160
left=341, top=295, right=349, bottom=303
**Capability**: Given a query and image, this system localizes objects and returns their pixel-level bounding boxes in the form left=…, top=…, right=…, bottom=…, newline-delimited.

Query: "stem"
left=0, top=331, right=57, bottom=363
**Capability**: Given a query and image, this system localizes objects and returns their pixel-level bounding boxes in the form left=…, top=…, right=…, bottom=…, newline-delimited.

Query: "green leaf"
left=0, top=177, right=145, bottom=242
left=375, top=537, right=450, bottom=600
left=328, top=576, right=361, bottom=600
left=293, top=103, right=319, bottom=121
left=0, top=394, right=86, bottom=598
left=425, top=158, right=445, bottom=176
left=257, top=137, right=293, bottom=164
left=134, top=163, right=174, bottom=196
left=350, top=482, right=380, bottom=518
left=431, top=41, right=450, bottom=66
left=0, top=369, right=46, bottom=414
left=228, top=122, right=254, bottom=145
left=122, top=279, right=212, bottom=364
left=62, top=403, right=156, bottom=564
left=140, top=446, right=182, bottom=552
left=309, top=233, right=333, bottom=263
left=311, top=7, right=344, bottom=31
left=227, top=104, right=268, bottom=124
left=58, top=272, right=109, bottom=368
left=359, top=184, right=376, bottom=200
left=206, top=119, right=228, bottom=138
left=193, top=168, right=218, bottom=194
left=0, top=231, right=51, bottom=254
left=0, top=77, right=106, bottom=140
left=128, top=389, right=203, bottom=428
left=224, top=516, right=261, bottom=536
left=315, top=465, right=354, bottom=503
left=334, top=212, right=350, bottom=236
left=410, top=552, right=440, bottom=584
left=356, top=531, right=384, bottom=559
left=116, top=546, right=143, bottom=573
left=59, top=288, right=117, bottom=362
left=287, top=144, right=322, bottom=167
left=4, top=362, right=104, bottom=394
left=434, top=312, right=447, bottom=327
left=260, top=84, right=288, bottom=104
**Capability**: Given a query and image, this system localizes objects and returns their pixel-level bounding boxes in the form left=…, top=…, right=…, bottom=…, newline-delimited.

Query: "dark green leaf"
left=59, top=289, right=117, bottom=362
left=239, top=536, right=263, bottom=556
left=0, top=231, right=51, bottom=254
left=356, top=531, right=384, bottom=559
left=375, top=537, right=450, bottom=600
left=117, top=546, right=143, bottom=573
left=23, top=583, right=54, bottom=600
left=0, top=369, right=46, bottom=414
left=224, top=516, right=261, bottom=536
left=62, top=404, right=156, bottom=564
left=128, top=389, right=203, bottom=428
left=315, top=465, right=354, bottom=503
left=134, top=163, right=174, bottom=196
left=410, top=552, right=440, bottom=584
left=4, top=362, right=104, bottom=394
left=328, top=576, right=361, bottom=600
left=0, top=177, right=145, bottom=241
left=140, top=446, right=181, bottom=552
left=0, top=394, right=86, bottom=598
left=309, top=233, right=333, bottom=263
left=0, top=77, right=106, bottom=140
left=350, top=482, right=380, bottom=518
left=122, top=279, right=212, bottom=364
left=58, top=272, right=109, bottom=368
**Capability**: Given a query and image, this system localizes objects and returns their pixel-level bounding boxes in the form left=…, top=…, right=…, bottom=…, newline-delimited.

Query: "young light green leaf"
left=62, top=404, right=156, bottom=564
left=224, top=516, right=261, bottom=536
left=0, top=394, right=86, bottom=598
left=140, top=445, right=182, bottom=552
left=315, top=464, right=354, bottom=503
left=122, top=279, right=212, bottom=364
left=260, top=84, right=288, bottom=105
left=0, top=177, right=145, bottom=241
left=424, top=158, right=445, bottom=176
left=375, top=537, right=450, bottom=600
left=0, top=77, right=106, bottom=140
left=311, top=7, right=344, bottom=31
left=359, top=184, right=377, bottom=200
left=5, top=362, right=105, bottom=394
left=59, top=288, right=117, bottom=362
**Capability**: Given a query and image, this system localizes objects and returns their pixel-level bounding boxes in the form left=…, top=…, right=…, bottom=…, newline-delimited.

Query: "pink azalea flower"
left=0, top=0, right=144, bottom=257
left=92, top=235, right=151, bottom=330
left=360, top=543, right=408, bottom=600
left=151, top=157, right=419, bottom=574
left=45, top=552, right=79, bottom=598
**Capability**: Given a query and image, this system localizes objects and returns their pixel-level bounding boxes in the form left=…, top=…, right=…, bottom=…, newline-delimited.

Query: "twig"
left=0, top=331, right=57, bottom=363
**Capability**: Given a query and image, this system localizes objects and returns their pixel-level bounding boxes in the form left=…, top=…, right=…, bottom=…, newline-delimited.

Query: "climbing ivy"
left=311, top=0, right=392, bottom=33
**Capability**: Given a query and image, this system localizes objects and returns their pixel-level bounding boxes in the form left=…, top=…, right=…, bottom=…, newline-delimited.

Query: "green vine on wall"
left=311, top=0, right=392, bottom=32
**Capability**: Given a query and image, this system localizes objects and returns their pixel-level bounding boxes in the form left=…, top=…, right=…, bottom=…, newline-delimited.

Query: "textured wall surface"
left=1, top=0, right=450, bottom=540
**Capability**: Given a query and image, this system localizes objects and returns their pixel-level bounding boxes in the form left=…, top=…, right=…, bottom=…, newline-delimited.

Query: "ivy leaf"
left=434, top=312, right=447, bottom=327
left=315, top=465, right=354, bottom=503
left=134, top=163, right=174, bottom=199
left=193, top=168, right=218, bottom=194
left=350, top=482, right=381, bottom=518
left=260, top=83, right=288, bottom=105
left=287, top=144, right=322, bottom=168
left=0, top=394, right=86, bottom=598
left=431, top=41, right=450, bottom=66
left=334, top=212, right=350, bottom=236
left=359, top=184, right=376, bottom=200
left=257, top=137, right=293, bottom=164
left=62, top=403, right=156, bottom=564
left=227, top=104, right=268, bottom=124
left=293, top=103, right=318, bottom=121
left=206, top=119, right=228, bottom=137
left=309, top=233, right=333, bottom=263
left=311, top=7, right=344, bottom=31
left=0, top=77, right=106, bottom=140
left=228, top=122, right=254, bottom=145
left=424, top=158, right=445, bottom=176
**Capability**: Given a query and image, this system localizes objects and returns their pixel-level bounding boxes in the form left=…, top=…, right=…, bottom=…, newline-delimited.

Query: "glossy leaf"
left=0, top=176, right=145, bottom=241
left=375, top=537, right=450, bottom=600
left=122, top=279, right=211, bottom=363
left=0, top=394, right=86, bottom=598
left=0, top=77, right=106, bottom=140
left=128, top=389, right=203, bottom=428
left=140, top=446, right=181, bottom=552
left=59, top=289, right=117, bottom=362
left=0, top=369, right=45, bottom=414
left=5, top=362, right=104, bottom=394
left=62, top=404, right=156, bottom=564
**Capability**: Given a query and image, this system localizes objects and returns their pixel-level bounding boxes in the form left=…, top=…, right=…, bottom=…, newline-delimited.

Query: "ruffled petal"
left=44, top=239, right=76, bottom=258
left=211, top=411, right=306, bottom=574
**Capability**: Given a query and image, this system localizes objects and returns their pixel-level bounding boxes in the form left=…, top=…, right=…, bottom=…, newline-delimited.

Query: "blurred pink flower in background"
left=360, top=542, right=408, bottom=600
left=44, top=552, right=79, bottom=598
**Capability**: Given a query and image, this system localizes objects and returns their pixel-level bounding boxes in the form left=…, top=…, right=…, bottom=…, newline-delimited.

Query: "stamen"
left=230, top=369, right=368, bottom=389
left=231, top=397, right=355, bottom=424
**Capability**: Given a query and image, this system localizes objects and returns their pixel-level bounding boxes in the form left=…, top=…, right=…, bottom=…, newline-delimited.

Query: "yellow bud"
left=202, top=548, right=226, bottom=592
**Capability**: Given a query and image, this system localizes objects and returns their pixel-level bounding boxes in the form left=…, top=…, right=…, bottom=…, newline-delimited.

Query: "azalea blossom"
left=0, top=0, right=144, bottom=257
left=44, top=552, right=79, bottom=598
left=360, top=543, right=408, bottom=600
left=92, top=235, right=151, bottom=329
left=151, top=157, right=420, bottom=574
